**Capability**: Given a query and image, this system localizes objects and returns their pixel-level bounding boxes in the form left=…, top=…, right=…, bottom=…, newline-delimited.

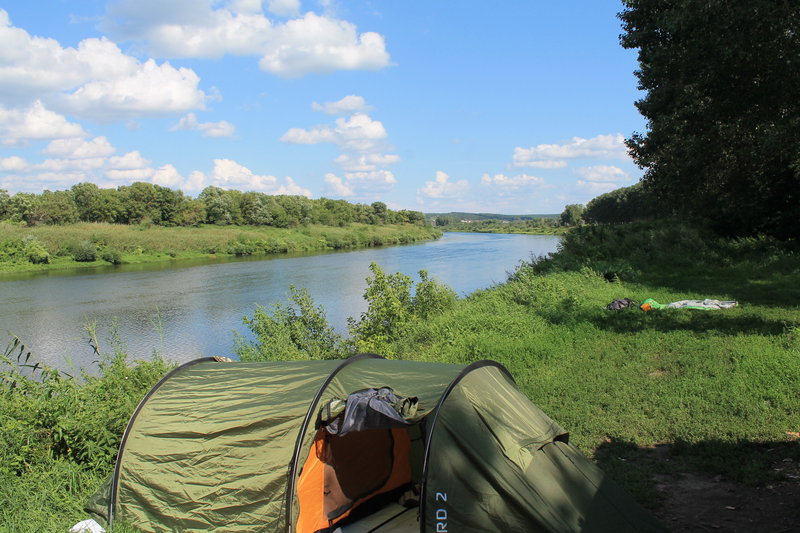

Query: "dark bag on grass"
left=606, top=298, right=635, bottom=311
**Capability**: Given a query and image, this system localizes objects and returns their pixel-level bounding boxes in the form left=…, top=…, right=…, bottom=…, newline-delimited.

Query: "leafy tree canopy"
left=620, top=0, right=800, bottom=238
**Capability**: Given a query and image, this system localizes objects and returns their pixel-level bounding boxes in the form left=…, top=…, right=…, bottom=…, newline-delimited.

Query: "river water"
left=0, top=232, right=560, bottom=371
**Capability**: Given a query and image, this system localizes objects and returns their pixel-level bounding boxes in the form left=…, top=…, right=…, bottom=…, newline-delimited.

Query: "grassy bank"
left=0, top=222, right=441, bottom=275
left=1, top=221, right=798, bottom=530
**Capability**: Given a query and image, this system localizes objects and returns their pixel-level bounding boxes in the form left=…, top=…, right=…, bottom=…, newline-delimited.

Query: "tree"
left=584, top=182, right=657, bottom=224
left=198, top=186, right=235, bottom=225
left=558, top=204, right=584, bottom=227
left=29, top=190, right=78, bottom=225
left=0, top=189, right=9, bottom=219
left=620, top=0, right=800, bottom=238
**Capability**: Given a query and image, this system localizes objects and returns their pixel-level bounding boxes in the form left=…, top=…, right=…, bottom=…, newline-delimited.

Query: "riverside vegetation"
left=0, top=182, right=438, bottom=275
left=1, top=221, right=798, bottom=531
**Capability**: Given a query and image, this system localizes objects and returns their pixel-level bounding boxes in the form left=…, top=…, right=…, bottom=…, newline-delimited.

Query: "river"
left=0, top=232, right=560, bottom=371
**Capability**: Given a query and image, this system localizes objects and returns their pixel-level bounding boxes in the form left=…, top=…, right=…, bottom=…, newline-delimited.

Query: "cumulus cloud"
left=151, top=164, right=184, bottom=187
left=108, top=150, right=151, bottom=169
left=312, top=94, right=372, bottom=115
left=283, top=102, right=399, bottom=197
left=481, top=173, right=545, bottom=191
left=171, top=112, right=236, bottom=138
left=259, top=13, right=391, bottom=77
left=281, top=112, right=388, bottom=152
left=322, top=170, right=395, bottom=197
left=513, top=133, right=628, bottom=167
left=43, top=136, right=115, bottom=158
left=333, top=153, right=400, bottom=172
left=0, top=156, right=28, bottom=172
left=0, top=11, right=207, bottom=120
left=417, top=171, right=470, bottom=200
left=190, top=158, right=312, bottom=196
left=324, top=173, right=354, bottom=196
left=0, top=101, right=86, bottom=145
left=60, top=59, right=206, bottom=121
left=101, top=3, right=391, bottom=78
left=574, top=165, right=629, bottom=182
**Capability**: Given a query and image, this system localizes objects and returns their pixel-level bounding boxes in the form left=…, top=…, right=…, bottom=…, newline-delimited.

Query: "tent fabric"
left=421, top=364, right=660, bottom=532
left=111, top=359, right=343, bottom=532
left=99, top=355, right=666, bottom=532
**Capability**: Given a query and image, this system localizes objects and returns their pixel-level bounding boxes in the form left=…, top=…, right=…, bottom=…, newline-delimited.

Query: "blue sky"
left=0, top=0, right=645, bottom=214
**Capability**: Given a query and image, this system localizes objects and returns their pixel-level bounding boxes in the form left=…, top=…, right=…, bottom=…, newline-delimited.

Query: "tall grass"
left=0, top=336, right=171, bottom=532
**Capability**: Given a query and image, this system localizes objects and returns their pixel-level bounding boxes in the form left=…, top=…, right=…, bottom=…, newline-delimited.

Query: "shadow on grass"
left=584, top=309, right=791, bottom=337
left=593, top=436, right=800, bottom=510
left=642, top=270, right=800, bottom=309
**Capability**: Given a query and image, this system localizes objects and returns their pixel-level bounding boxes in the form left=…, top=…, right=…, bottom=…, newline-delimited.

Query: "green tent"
left=91, top=354, right=665, bottom=532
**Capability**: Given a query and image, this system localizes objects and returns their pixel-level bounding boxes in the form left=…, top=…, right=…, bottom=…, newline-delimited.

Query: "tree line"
left=0, top=182, right=427, bottom=228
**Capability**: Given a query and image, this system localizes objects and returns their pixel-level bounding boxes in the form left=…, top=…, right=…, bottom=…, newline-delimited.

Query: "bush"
left=72, top=241, right=97, bottom=262
left=101, top=248, right=123, bottom=265
left=24, top=239, right=50, bottom=264
left=236, top=286, right=346, bottom=361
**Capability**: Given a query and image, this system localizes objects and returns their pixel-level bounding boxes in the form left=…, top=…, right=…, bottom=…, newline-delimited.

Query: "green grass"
left=384, top=223, right=800, bottom=505
left=0, top=221, right=441, bottom=275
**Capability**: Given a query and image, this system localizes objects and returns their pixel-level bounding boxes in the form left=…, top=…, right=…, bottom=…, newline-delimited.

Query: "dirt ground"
left=653, top=460, right=800, bottom=532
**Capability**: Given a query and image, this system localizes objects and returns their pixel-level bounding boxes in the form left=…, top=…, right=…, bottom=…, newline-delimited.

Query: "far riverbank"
left=0, top=222, right=441, bottom=276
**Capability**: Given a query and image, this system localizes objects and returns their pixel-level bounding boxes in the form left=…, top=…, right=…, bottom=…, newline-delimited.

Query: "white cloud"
left=38, top=157, right=106, bottom=172
left=194, top=158, right=311, bottom=196
left=514, top=159, right=567, bottom=169
left=108, top=150, right=151, bottom=169
left=281, top=112, right=387, bottom=152
left=152, top=164, right=184, bottom=187
left=105, top=167, right=156, bottom=181
left=333, top=153, right=399, bottom=171
left=312, top=95, right=372, bottom=115
left=576, top=180, right=620, bottom=195
left=267, top=0, right=301, bottom=17
left=61, top=59, right=206, bottom=121
left=574, top=165, right=629, bottom=182
left=417, top=171, right=470, bottom=200
left=43, top=136, right=115, bottom=158
left=0, top=101, right=86, bottom=145
left=171, top=113, right=236, bottom=138
left=0, top=156, right=28, bottom=171
left=0, top=11, right=207, bottom=121
left=481, top=173, right=544, bottom=191
left=322, top=169, right=395, bottom=198
left=343, top=170, right=396, bottom=186
left=513, top=134, right=628, bottom=167
left=324, top=173, right=354, bottom=196
left=259, top=12, right=391, bottom=77
left=101, top=3, right=390, bottom=78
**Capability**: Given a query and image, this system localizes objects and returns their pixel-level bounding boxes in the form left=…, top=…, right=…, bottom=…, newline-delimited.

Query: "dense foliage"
left=619, top=0, right=800, bottom=238
left=583, top=182, right=657, bottom=224
left=235, top=263, right=458, bottom=360
left=0, top=182, right=426, bottom=229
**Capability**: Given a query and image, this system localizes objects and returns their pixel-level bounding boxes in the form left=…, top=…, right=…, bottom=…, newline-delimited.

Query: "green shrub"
left=101, top=248, right=123, bottom=265
left=23, top=236, right=50, bottom=264
left=236, top=286, right=346, bottom=361
left=0, top=238, right=26, bottom=262
left=72, top=241, right=97, bottom=262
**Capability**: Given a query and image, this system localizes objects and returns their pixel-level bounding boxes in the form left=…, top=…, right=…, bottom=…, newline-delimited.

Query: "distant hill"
left=426, top=212, right=558, bottom=222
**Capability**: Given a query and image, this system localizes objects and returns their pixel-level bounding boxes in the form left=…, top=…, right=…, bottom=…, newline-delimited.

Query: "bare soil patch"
left=653, top=460, right=800, bottom=532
